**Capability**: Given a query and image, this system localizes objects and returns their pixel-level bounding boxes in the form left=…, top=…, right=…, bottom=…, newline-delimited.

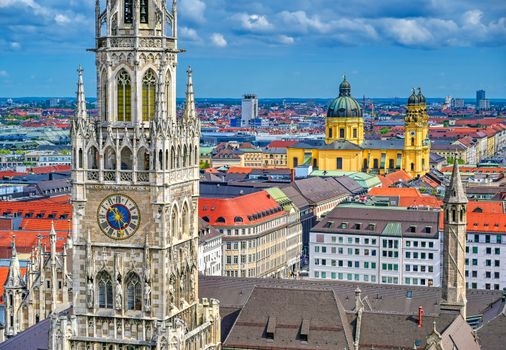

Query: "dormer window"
left=409, top=225, right=416, bottom=233
left=340, top=222, right=348, bottom=229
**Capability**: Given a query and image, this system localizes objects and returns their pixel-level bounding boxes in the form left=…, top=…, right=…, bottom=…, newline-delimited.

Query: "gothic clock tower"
left=49, top=1, right=220, bottom=349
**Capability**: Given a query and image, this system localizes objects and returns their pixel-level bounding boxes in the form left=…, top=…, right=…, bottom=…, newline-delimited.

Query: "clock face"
left=97, top=194, right=140, bottom=240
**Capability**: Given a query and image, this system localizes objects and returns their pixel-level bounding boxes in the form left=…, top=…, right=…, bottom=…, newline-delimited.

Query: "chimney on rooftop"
left=418, top=306, right=424, bottom=328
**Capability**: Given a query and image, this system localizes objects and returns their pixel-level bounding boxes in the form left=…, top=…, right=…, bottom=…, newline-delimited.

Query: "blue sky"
left=0, top=0, right=505, bottom=98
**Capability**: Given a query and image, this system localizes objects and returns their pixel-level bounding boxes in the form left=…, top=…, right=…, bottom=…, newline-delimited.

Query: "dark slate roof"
left=0, top=318, right=50, bottom=350
left=291, top=177, right=350, bottom=204
left=290, top=139, right=326, bottom=149
left=319, top=140, right=363, bottom=150
left=431, top=142, right=467, bottom=151
left=199, top=275, right=505, bottom=319
left=361, top=139, right=406, bottom=150
left=313, top=204, right=441, bottom=239
left=477, top=307, right=506, bottom=350
left=333, top=176, right=365, bottom=195
left=200, top=276, right=490, bottom=350
left=353, top=311, right=457, bottom=350
left=223, top=286, right=354, bottom=350
left=279, top=185, right=310, bottom=210
left=200, top=182, right=261, bottom=198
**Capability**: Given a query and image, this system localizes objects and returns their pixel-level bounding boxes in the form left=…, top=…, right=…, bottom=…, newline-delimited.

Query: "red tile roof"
left=369, top=187, right=442, bottom=208
left=267, top=141, right=299, bottom=149
left=378, top=170, right=412, bottom=187
left=369, top=187, right=421, bottom=197
left=0, top=198, right=72, bottom=219
left=468, top=201, right=504, bottom=214
left=0, top=230, right=68, bottom=258
left=227, top=167, right=253, bottom=174
left=29, top=165, right=71, bottom=174
left=199, top=191, right=285, bottom=226
left=20, top=218, right=71, bottom=232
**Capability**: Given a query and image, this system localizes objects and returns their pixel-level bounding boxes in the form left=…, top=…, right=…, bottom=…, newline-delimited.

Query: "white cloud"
left=235, top=13, right=273, bottom=32
left=10, top=41, right=21, bottom=49
left=180, top=26, right=201, bottom=41
left=210, top=33, right=227, bottom=47
left=180, top=0, right=206, bottom=24
left=463, top=10, right=482, bottom=26
left=0, top=70, right=8, bottom=77
left=55, top=14, right=70, bottom=25
left=278, top=10, right=331, bottom=34
left=276, top=35, right=295, bottom=45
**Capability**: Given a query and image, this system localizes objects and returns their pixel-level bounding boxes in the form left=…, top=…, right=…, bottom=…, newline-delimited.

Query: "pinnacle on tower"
left=444, top=160, right=468, bottom=204
left=184, top=66, right=196, bottom=120
left=5, top=236, right=24, bottom=288
left=76, top=65, right=88, bottom=119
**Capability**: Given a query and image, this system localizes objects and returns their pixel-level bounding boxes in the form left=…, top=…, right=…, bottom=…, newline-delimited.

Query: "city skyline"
left=0, top=0, right=505, bottom=98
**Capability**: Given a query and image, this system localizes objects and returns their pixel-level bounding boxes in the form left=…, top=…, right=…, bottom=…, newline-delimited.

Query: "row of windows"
left=314, top=245, right=377, bottom=257
left=467, top=246, right=501, bottom=255
left=405, top=251, right=435, bottom=260
left=315, top=236, right=378, bottom=245
left=466, top=270, right=500, bottom=279
left=328, top=127, right=358, bottom=139
left=314, top=259, right=377, bottom=269
left=465, top=258, right=501, bottom=267
left=405, top=264, right=434, bottom=273
left=467, top=282, right=502, bottom=290
left=314, top=271, right=378, bottom=283
left=404, top=277, right=431, bottom=286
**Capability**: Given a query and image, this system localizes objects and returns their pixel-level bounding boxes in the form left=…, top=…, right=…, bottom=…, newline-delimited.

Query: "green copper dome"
left=327, top=76, right=363, bottom=118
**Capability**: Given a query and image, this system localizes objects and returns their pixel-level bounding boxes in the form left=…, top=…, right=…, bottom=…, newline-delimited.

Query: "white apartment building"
left=310, top=204, right=441, bottom=287
left=465, top=232, right=505, bottom=290
left=24, top=150, right=71, bottom=167
left=198, top=219, right=223, bottom=276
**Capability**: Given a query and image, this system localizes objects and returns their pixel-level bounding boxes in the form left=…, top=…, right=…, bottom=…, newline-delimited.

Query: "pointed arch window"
left=97, top=271, right=113, bottom=309
left=142, top=70, right=156, bottom=121
left=124, top=0, right=133, bottom=24
left=126, top=273, right=142, bottom=310
left=117, top=70, right=132, bottom=122
left=140, top=0, right=149, bottom=24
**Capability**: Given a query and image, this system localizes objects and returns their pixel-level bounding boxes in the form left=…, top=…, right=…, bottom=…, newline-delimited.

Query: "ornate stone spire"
left=5, top=236, right=24, bottom=288
left=76, top=66, right=88, bottom=119
left=184, top=66, right=196, bottom=120
left=444, top=161, right=468, bottom=204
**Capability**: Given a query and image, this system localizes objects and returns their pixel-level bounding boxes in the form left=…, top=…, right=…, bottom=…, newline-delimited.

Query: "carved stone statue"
left=144, top=282, right=151, bottom=312
left=115, top=279, right=123, bottom=310
left=190, top=272, right=196, bottom=300
left=168, top=282, right=175, bottom=310
left=86, top=280, right=94, bottom=309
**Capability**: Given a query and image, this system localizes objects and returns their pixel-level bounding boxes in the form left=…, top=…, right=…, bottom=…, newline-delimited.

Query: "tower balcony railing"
left=103, top=170, right=116, bottom=182
left=83, top=167, right=196, bottom=185
left=97, top=36, right=175, bottom=50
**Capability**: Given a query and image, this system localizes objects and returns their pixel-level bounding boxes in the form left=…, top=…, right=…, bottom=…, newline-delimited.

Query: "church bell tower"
left=441, top=161, right=468, bottom=317
left=49, top=1, right=221, bottom=348
left=403, top=88, right=430, bottom=177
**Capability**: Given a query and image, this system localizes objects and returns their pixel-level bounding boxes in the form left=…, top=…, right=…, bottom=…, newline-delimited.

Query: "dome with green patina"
left=327, top=76, right=363, bottom=118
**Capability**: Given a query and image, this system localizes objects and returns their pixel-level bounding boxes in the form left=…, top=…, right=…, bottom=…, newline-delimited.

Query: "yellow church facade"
left=287, top=78, right=430, bottom=178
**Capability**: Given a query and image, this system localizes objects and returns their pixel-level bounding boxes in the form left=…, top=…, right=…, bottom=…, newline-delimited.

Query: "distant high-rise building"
left=478, top=99, right=491, bottom=110
left=476, top=89, right=486, bottom=107
left=241, top=94, right=258, bottom=127
left=451, top=98, right=465, bottom=109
